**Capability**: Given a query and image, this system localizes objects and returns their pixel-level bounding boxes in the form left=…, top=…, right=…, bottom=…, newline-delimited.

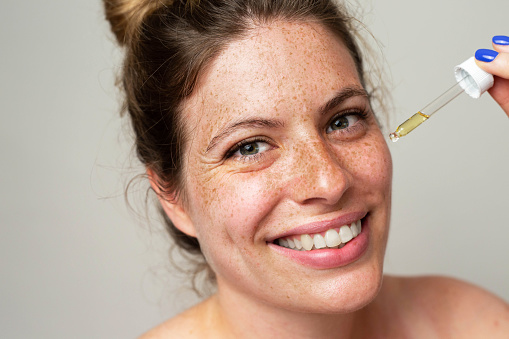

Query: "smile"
left=276, top=219, right=362, bottom=251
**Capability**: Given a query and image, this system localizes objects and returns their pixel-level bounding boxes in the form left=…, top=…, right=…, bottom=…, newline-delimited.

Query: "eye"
left=239, top=142, right=260, bottom=155
left=326, top=114, right=361, bottom=133
left=229, top=139, right=272, bottom=159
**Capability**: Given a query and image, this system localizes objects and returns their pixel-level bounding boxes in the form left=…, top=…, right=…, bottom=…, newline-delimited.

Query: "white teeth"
left=301, top=234, right=314, bottom=251
left=351, top=222, right=359, bottom=237
left=294, top=238, right=302, bottom=250
left=339, top=225, right=353, bottom=243
left=287, top=239, right=295, bottom=249
left=293, top=238, right=302, bottom=250
left=313, top=234, right=326, bottom=249
left=324, top=229, right=341, bottom=247
left=276, top=219, right=363, bottom=251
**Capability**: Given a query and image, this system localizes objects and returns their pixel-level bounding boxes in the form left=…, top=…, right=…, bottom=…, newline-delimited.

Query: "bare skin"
left=141, top=275, right=509, bottom=338
left=143, top=24, right=509, bottom=338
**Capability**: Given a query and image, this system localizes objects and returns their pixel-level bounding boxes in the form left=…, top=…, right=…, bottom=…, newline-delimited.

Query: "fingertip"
left=492, top=43, right=509, bottom=53
left=475, top=48, right=498, bottom=63
left=491, top=35, right=509, bottom=53
left=475, top=49, right=509, bottom=81
left=492, top=35, right=509, bottom=46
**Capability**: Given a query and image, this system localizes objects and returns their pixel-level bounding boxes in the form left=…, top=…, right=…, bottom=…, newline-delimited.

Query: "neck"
left=208, top=280, right=377, bottom=339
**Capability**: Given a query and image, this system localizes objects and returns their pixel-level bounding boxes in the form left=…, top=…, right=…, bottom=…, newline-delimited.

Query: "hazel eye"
left=233, top=140, right=271, bottom=158
left=327, top=114, right=360, bottom=133
left=240, top=142, right=259, bottom=156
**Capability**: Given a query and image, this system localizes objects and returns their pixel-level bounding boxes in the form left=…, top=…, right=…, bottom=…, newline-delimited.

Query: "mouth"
left=268, top=214, right=370, bottom=269
left=273, top=219, right=363, bottom=251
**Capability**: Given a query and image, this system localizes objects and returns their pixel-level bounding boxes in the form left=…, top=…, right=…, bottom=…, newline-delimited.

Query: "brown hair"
left=104, top=0, right=373, bottom=289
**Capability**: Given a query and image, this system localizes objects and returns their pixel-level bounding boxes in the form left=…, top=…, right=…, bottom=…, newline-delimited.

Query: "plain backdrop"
left=1, top=0, right=508, bottom=338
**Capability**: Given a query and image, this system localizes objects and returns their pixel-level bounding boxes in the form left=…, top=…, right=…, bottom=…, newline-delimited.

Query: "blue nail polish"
left=475, top=49, right=499, bottom=62
left=493, top=35, right=509, bottom=45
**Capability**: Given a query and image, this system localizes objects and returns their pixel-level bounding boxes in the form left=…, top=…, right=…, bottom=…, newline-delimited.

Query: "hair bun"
left=103, top=0, right=167, bottom=46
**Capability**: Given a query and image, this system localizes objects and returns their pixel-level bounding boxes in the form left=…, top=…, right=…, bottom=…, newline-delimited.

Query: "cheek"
left=185, top=170, right=283, bottom=273
left=187, top=168, right=283, bottom=241
left=342, top=134, right=393, bottom=193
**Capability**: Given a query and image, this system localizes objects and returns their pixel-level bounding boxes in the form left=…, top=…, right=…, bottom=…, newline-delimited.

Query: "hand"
left=475, top=35, right=509, bottom=117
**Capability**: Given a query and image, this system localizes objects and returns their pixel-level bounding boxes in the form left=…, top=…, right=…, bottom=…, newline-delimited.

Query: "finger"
left=475, top=49, right=509, bottom=79
left=487, top=76, right=509, bottom=118
left=492, top=35, right=509, bottom=53
left=492, top=44, right=509, bottom=53
left=474, top=43, right=509, bottom=117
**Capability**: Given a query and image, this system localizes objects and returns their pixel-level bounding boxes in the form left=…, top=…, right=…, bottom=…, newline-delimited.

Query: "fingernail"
left=475, top=49, right=499, bottom=62
left=493, top=35, right=509, bottom=45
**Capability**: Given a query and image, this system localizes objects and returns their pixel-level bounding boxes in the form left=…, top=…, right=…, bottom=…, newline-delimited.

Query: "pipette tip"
left=389, top=132, right=400, bottom=143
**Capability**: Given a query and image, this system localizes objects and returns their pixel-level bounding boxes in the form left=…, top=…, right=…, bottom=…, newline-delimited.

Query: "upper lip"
left=267, top=211, right=367, bottom=242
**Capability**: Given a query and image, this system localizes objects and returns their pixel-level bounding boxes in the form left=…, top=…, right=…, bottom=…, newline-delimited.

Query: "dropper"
left=389, top=57, right=494, bottom=142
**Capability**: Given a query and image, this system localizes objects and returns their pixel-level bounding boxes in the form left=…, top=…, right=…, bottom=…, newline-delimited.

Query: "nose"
left=288, top=139, right=351, bottom=206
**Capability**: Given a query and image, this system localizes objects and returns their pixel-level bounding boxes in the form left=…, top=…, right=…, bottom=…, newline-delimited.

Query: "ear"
left=147, top=168, right=197, bottom=238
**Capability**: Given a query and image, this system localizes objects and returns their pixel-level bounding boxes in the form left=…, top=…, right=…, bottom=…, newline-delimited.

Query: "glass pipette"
left=389, top=57, right=494, bottom=142
left=389, top=79, right=467, bottom=142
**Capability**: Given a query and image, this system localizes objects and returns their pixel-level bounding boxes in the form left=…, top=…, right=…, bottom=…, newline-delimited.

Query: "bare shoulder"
left=139, top=309, right=199, bottom=339
left=139, top=297, right=218, bottom=339
left=385, top=275, right=509, bottom=337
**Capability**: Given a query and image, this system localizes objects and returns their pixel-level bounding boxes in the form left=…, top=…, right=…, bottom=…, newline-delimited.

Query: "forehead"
left=183, top=20, right=361, bottom=138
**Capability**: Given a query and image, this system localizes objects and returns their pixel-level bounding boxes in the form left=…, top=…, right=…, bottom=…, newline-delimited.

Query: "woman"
left=104, top=0, right=509, bottom=337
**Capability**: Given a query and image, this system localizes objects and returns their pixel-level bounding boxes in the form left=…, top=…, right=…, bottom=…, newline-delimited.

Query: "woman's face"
left=177, top=21, right=392, bottom=313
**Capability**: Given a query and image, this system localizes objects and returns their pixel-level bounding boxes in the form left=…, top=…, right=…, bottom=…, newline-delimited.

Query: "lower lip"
left=268, top=219, right=369, bottom=270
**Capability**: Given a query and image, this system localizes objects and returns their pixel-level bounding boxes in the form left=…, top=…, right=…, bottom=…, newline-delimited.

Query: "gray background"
left=1, top=0, right=508, bottom=338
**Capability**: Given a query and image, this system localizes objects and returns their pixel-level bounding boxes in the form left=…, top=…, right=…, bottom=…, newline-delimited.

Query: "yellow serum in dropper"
left=389, top=112, right=429, bottom=142
left=388, top=80, right=464, bottom=142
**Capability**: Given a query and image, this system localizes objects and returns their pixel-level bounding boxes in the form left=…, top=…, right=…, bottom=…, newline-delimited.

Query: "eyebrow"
left=205, top=86, right=368, bottom=153
left=206, top=118, right=284, bottom=153
left=318, top=86, right=369, bottom=116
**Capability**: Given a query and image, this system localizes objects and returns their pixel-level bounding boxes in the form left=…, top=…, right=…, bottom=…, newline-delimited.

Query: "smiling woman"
left=103, top=0, right=509, bottom=338
left=168, top=20, right=392, bottom=316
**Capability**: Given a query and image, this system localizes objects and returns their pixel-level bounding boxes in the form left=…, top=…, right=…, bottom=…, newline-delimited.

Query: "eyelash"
left=327, top=108, right=369, bottom=132
left=225, top=137, right=273, bottom=162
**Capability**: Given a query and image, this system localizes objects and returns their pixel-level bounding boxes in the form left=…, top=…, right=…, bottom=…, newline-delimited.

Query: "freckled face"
left=179, top=21, right=392, bottom=313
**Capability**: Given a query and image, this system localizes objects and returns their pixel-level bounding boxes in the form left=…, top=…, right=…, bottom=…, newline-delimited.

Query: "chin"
left=291, top=260, right=384, bottom=314
left=228, top=248, right=386, bottom=316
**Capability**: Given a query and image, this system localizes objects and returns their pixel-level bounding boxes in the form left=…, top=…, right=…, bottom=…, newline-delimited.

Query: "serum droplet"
left=389, top=133, right=400, bottom=142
